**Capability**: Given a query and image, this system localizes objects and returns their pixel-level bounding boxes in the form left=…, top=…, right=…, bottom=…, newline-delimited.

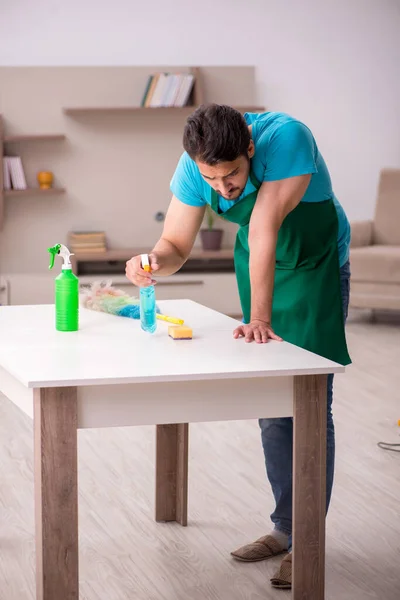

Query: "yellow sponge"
left=168, top=325, right=193, bottom=340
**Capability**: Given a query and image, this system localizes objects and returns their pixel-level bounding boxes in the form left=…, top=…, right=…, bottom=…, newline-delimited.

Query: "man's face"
left=196, top=142, right=254, bottom=201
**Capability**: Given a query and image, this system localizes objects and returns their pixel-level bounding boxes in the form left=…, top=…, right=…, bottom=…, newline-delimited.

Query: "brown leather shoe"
left=231, top=534, right=286, bottom=562
left=271, top=553, right=292, bottom=589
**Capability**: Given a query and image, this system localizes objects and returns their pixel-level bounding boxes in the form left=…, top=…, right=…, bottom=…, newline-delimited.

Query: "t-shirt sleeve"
left=170, top=152, right=206, bottom=207
left=261, top=121, right=318, bottom=182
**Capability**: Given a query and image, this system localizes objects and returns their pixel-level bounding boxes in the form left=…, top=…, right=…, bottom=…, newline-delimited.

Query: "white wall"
left=1, top=0, right=399, bottom=221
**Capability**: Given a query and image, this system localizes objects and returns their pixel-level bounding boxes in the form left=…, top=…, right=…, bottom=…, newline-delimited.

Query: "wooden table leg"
left=293, top=374, right=327, bottom=600
left=34, top=387, right=79, bottom=600
left=155, top=423, right=189, bottom=526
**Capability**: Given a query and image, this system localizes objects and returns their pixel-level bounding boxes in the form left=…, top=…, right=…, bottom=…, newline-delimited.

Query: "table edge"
left=24, top=366, right=345, bottom=388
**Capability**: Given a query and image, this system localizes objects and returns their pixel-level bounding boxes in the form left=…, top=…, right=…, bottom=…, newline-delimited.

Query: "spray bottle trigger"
left=47, top=244, right=61, bottom=270
left=141, top=254, right=152, bottom=273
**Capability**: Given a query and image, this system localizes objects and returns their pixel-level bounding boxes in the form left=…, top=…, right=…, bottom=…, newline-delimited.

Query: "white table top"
left=0, top=300, right=344, bottom=388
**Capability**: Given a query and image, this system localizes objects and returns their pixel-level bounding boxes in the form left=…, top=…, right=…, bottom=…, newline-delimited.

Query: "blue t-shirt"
left=170, top=111, right=350, bottom=267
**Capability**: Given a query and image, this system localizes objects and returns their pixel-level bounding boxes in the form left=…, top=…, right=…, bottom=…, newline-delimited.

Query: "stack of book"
left=68, top=231, right=107, bottom=254
left=3, top=156, right=27, bottom=190
left=141, top=72, right=195, bottom=108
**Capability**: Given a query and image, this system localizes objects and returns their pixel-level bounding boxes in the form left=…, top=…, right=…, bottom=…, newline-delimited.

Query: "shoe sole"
left=271, top=583, right=291, bottom=590
left=230, top=550, right=286, bottom=563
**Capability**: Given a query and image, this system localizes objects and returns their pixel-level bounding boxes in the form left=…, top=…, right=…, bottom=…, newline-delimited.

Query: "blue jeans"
left=259, top=260, right=351, bottom=550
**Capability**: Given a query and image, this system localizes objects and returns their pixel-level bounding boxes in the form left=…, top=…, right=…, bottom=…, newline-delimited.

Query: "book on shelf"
left=3, top=156, right=27, bottom=190
left=70, top=246, right=107, bottom=253
left=69, top=231, right=106, bottom=241
left=141, top=72, right=195, bottom=108
left=68, top=231, right=107, bottom=254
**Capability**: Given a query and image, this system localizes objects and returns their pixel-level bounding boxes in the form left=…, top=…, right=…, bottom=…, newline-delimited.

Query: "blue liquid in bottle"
left=140, top=285, right=157, bottom=333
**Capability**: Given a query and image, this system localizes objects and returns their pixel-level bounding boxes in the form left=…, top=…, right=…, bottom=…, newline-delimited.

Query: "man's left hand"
left=233, top=320, right=283, bottom=344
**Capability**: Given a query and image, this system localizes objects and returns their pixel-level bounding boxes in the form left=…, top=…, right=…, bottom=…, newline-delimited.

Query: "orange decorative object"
left=37, top=171, right=54, bottom=190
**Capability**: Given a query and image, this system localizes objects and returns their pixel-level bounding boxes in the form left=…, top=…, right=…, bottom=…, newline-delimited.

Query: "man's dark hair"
left=183, top=103, right=251, bottom=165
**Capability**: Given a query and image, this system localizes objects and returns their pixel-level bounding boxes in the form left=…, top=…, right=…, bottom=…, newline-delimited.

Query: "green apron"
left=210, top=171, right=351, bottom=366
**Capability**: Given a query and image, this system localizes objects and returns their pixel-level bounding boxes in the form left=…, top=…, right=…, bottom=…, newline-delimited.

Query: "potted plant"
left=200, top=204, right=224, bottom=251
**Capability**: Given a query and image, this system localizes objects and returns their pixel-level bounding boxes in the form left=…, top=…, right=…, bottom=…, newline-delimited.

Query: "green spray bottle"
left=48, top=243, right=79, bottom=331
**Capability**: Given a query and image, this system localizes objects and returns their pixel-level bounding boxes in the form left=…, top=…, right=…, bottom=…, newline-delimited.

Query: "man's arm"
left=152, top=195, right=205, bottom=275
left=249, top=174, right=311, bottom=321
left=234, top=174, right=311, bottom=343
left=126, top=196, right=205, bottom=286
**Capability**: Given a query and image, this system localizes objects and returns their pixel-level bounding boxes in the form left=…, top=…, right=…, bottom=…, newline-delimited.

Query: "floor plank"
left=1, top=314, right=399, bottom=599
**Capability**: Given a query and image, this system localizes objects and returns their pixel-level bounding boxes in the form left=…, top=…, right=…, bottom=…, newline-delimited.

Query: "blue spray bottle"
left=140, top=254, right=157, bottom=333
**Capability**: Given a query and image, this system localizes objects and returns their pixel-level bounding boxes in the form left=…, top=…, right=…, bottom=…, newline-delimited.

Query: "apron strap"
left=249, top=170, right=261, bottom=190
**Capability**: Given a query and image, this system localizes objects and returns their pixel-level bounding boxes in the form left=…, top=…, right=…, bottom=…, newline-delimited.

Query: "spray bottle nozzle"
left=47, top=244, right=74, bottom=270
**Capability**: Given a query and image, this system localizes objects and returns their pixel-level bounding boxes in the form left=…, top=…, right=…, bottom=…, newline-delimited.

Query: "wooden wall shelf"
left=63, top=106, right=195, bottom=115
left=70, top=247, right=234, bottom=276
left=0, top=115, right=67, bottom=229
left=4, top=134, right=66, bottom=143
left=63, top=105, right=264, bottom=116
left=71, top=247, right=233, bottom=262
left=4, top=188, right=66, bottom=198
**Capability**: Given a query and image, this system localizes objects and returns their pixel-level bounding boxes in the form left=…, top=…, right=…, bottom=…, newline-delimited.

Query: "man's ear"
left=248, top=139, right=255, bottom=159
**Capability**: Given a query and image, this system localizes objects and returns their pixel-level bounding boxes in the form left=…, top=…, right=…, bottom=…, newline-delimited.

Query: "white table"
left=0, top=300, right=344, bottom=600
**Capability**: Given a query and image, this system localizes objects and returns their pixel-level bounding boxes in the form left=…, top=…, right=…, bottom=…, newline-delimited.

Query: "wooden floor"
left=1, top=311, right=400, bottom=599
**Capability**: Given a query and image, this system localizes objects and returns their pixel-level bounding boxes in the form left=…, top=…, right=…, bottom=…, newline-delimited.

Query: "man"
left=126, top=104, right=351, bottom=590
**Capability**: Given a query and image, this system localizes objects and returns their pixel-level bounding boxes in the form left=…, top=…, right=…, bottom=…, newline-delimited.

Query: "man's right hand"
left=125, top=253, right=160, bottom=287
left=125, top=196, right=204, bottom=286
